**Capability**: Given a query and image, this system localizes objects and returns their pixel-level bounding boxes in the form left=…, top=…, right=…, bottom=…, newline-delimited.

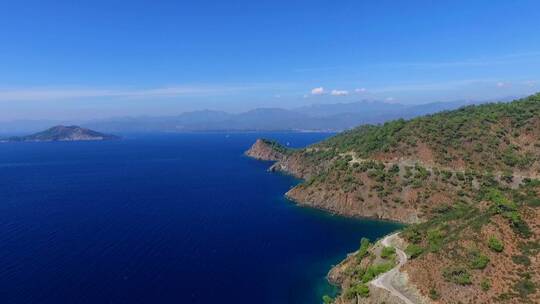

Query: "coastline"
left=284, top=191, right=412, bottom=225
left=245, top=140, right=412, bottom=303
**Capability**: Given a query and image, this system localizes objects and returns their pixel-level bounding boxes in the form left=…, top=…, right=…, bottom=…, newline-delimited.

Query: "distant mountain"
left=3, top=125, right=119, bottom=142
left=84, top=99, right=494, bottom=133
left=0, top=97, right=520, bottom=134
left=293, top=100, right=407, bottom=117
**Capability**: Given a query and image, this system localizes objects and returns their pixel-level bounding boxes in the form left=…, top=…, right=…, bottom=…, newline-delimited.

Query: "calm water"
left=0, top=133, right=401, bottom=304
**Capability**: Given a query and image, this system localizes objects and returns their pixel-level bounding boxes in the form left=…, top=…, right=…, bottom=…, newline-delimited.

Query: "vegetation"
left=469, top=250, right=490, bottom=269
left=337, top=236, right=402, bottom=301
left=405, top=244, right=423, bottom=259
left=512, top=254, right=531, bottom=266
left=514, top=274, right=537, bottom=298
left=380, top=246, right=396, bottom=259
left=271, top=94, right=540, bottom=303
left=427, top=228, right=444, bottom=252
left=361, top=263, right=394, bottom=283
left=356, top=238, right=371, bottom=260
left=316, top=93, right=540, bottom=172
left=487, top=237, right=504, bottom=252
left=443, top=266, right=472, bottom=285
left=260, top=139, right=292, bottom=155
left=429, top=288, right=441, bottom=300
left=322, top=295, right=334, bottom=304
left=344, top=283, right=370, bottom=299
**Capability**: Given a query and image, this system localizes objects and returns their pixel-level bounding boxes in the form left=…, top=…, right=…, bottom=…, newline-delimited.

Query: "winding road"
left=370, top=233, right=416, bottom=304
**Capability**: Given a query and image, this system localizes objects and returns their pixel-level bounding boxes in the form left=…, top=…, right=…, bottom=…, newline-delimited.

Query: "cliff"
left=244, top=138, right=287, bottom=161
left=245, top=140, right=423, bottom=223
left=246, top=93, right=540, bottom=304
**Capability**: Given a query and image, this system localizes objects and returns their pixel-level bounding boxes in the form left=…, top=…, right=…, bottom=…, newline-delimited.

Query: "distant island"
left=2, top=125, right=119, bottom=142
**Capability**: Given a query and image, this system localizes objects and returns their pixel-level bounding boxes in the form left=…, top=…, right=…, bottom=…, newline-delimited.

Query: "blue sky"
left=1, top=0, right=540, bottom=120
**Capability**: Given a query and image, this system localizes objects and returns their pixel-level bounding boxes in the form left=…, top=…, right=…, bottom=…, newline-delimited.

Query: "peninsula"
left=246, top=94, right=540, bottom=304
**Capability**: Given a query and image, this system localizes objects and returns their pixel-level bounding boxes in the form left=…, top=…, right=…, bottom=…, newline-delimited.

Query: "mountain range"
left=82, top=99, right=496, bottom=133
left=0, top=97, right=519, bottom=135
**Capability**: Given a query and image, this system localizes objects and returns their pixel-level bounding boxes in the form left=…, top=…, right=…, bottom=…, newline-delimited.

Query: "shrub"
left=527, top=198, right=540, bottom=207
left=427, top=228, right=444, bottom=252
left=519, top=241, right=540, bottom=256
left=402, top=227, right=422, bottom=243
left=389, top=164, right=400, bottom=174
left=512, top=255, right=531, bottom=266
left=361, top=263, right=394, bottom=283
left=514, top=278, right=536, bottom=298
left=481, top=279, right=491, bottom=291
left=443, top=266, right=472, bottom=285
left=322, top=295, right=334, bottom=304
left=429, top=288, right=440, bottom=300
left=405, top=244, right=423, bottom=258
left=380, top=246, right=396, bottom=259
left=356, top=238, right=371, bottom=260
left=488, top=237, right=504, bottom=252
left=488, top=189, right=532, bottom=238
left=512, top=218, right=532, bottom=238
left=488, top=189, right=517, bottom=213
left=433, top=204, right=452, bottom=214
left=470, top=251, right=490, bottom=269
left=345, top=283, right=370, bottom=299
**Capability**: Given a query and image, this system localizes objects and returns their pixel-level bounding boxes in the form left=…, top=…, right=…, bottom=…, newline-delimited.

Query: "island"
left=2, top=125, right=119, bottom=142
left=246, top=93, right=540, bottom=304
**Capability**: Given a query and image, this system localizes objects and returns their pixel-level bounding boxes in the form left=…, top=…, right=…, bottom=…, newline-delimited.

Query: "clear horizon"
left=1, top=1, right=540, bottom=120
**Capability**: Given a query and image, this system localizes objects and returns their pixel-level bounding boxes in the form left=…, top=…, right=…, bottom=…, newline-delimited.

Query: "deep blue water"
left=0, top=133, right=401, bottom=304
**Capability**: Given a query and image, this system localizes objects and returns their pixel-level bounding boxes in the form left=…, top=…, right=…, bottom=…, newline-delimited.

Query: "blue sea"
left=0, top=133, right=401, bottom=304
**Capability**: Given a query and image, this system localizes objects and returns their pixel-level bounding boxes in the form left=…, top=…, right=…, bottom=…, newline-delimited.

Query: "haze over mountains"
left=0, top=97, right=519, bottom=134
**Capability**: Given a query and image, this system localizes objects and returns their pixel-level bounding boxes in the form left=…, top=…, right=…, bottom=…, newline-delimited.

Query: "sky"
left=1, top=0, right=540, bottom=121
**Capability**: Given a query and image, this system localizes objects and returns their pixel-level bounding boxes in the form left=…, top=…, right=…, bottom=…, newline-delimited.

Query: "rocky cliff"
left=245, top=94, right=540, bottom=304
left=246, top=140, right=423, bottom=223
left=244, top=139, right=286, bottom=161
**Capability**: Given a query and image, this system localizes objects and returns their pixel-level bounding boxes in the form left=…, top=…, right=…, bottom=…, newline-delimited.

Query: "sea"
left=0, top=132, right=401, bottom=304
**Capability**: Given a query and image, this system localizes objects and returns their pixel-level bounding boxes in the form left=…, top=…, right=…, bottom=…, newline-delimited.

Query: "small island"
left=2, top=125, right=119, bottom=142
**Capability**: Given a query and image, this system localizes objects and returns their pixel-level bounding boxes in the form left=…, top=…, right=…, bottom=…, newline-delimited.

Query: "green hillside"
left=258, top=94, right=540, bottom=303
left=316, top=93, right=540, bottom=173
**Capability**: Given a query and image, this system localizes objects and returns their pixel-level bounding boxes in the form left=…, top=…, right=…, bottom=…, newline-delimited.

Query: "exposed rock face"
left=244, top=139, right=286, bottom=161
left=4, top=125, right=119, bottom=142
left=245, top=139, right=422, bottom=223
left=285, top=186, right=421, bottom=223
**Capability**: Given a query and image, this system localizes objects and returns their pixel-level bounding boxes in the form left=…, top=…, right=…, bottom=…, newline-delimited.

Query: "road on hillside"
left=370, top=233, right=416, bottom=304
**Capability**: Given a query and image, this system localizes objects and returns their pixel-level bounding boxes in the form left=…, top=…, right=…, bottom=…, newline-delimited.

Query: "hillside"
left=4, top=125, right=119, bottom=142
left=246, top=93, right=540, bottom=304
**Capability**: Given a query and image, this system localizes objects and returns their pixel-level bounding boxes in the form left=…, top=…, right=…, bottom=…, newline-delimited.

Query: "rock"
left=244, top=138, right=287, bottom=161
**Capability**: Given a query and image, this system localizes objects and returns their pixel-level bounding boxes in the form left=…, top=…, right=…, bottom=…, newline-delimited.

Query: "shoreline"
left=245, top=139, right=417, bottom=303
left=285, top=192, right=409, bottom=225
